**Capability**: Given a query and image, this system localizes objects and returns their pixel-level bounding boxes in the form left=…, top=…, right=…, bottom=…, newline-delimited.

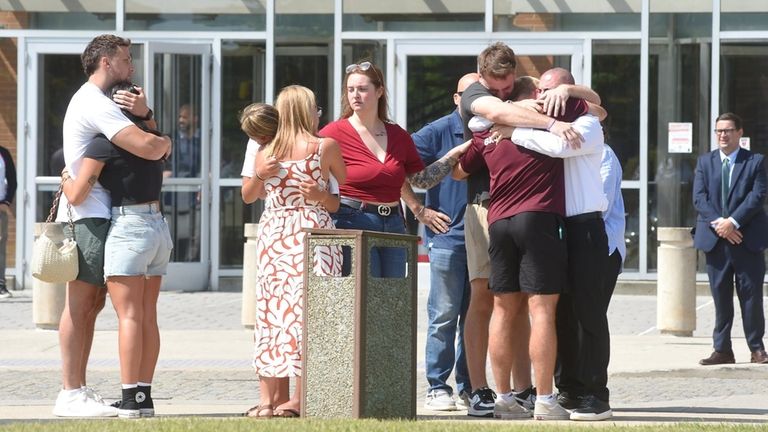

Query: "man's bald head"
left=457, top=73, right=479, bottom=93
left=455, top=72, right=480, bottom=108
left=539, top=67, right=575, bottom=90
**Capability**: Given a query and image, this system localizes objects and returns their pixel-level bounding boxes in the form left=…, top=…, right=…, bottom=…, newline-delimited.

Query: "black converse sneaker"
left=118, top=387, right=140, bottom=419
left=467, top=387, right=496, bottom=417
left=136, top=386, right=155, bottom=417
left=112, top=385, right=154, bottom=417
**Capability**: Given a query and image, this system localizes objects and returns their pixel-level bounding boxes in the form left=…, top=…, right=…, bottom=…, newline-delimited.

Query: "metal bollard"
left=656, top=227, right=697, bottom=336
left=241, top=223, right=259, bottom=329
left=31, top=223, right=66, bottom=330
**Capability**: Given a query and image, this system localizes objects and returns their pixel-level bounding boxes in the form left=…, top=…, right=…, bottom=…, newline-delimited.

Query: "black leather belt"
left=565, top=211, right=602, bottom=223
left=340, top=197, right=401, bottom=217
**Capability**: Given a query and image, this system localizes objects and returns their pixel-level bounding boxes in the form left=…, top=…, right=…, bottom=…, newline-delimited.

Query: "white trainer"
left=53, top=388, right=118, bottom=417
left=455, top=391, right=470, bottom=410
left=424, top=389, right=457, bottom=411
left=82, top=386, right=105, bottom=404
left=494, top=395, right=532, bottom=419
left=533, top=400, right=570, bottom=421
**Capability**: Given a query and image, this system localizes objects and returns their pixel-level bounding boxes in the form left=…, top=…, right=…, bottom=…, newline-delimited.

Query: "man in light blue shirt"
left=601, top=144, right=626, bottom=282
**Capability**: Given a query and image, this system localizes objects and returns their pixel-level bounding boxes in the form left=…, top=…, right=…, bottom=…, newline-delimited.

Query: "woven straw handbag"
left=30, top=181, right=79, bottom=283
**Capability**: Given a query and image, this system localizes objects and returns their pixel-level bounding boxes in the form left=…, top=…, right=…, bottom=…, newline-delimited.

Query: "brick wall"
left=0, top=12, right=26, bottom=272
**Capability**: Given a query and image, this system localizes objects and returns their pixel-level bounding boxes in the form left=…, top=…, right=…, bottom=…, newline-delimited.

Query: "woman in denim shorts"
left=62, top=81, right=171, bottom=419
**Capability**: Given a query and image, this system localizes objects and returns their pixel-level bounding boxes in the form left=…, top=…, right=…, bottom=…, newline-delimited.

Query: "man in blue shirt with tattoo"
left=404, top=73, right=478, bottom=411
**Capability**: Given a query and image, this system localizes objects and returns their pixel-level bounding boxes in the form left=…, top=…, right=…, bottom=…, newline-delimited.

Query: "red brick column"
left=0, top=12, right=28, bottom=271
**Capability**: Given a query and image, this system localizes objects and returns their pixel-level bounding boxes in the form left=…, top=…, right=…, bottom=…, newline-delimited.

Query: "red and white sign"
left=740, top=136, right=751, bottom=150
left=668, top=122, right=692, bottom=153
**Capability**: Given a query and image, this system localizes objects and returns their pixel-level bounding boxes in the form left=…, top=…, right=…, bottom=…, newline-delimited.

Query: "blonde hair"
left=239, top=103, right=279, bottom=143
left=268, top=85, right=317, bottom=159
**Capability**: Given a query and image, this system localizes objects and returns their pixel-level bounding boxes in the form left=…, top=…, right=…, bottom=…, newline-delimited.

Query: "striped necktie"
left=721, top=157, right=730, bottom=217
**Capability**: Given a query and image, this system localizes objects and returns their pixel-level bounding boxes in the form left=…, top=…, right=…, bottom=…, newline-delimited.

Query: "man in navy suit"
left=693, top=112, right=768, bottom=365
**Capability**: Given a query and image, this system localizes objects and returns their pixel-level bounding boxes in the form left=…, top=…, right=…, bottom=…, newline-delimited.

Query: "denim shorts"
left=104, top=202, right=173, bottom=278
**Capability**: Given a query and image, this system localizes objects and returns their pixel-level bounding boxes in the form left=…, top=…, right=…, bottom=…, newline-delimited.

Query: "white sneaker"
left=424, top=389, right=457, bottom=411
left=494, top=395, right=532, bottom=419
left=455, top=391, right=470, bottom=410
left=533, top=400, right=570, bottom=421
left=53, top=388, right=118, bottom=417
left=82, top=386, right=105, bottom=404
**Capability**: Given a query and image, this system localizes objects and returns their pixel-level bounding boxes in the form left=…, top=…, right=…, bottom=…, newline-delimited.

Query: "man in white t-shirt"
left=52, top=34, right=171, bottom=418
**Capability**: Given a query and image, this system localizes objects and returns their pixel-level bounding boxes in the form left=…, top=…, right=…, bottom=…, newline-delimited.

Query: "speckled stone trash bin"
left=301, top=228, right=418, bottom=419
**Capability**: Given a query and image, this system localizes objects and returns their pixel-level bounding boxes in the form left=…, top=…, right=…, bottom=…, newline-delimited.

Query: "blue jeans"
left=332, top=205, right=407, bottom=278
left=425, top=247, right=471, bottom=395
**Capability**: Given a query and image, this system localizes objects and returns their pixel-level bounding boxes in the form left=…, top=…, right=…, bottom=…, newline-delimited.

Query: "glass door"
left=22, top=40, right=211, bottom=291
left=23, top=41, right=87, bottom=290
left=145, top=43, right=211, bottom=291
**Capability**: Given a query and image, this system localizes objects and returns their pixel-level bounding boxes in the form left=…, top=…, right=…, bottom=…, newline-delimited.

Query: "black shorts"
left=488, top=211, right=567, bottom=295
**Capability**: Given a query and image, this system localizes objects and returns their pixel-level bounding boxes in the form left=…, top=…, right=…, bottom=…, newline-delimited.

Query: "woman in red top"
left=320, top=61, right=468, bottom=277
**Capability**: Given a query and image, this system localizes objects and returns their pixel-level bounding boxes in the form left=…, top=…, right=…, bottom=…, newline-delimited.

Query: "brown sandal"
left=274, top=407, right=300, bottom=418
left=244, top=404, right=273, bottom=418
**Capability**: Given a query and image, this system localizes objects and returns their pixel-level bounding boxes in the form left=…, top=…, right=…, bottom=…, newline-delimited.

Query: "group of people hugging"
left=237, top=42, right=624, bottom=421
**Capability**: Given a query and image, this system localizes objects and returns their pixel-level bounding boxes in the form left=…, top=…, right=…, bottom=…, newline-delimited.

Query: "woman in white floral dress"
left=241, top=85, right=346, bottom=418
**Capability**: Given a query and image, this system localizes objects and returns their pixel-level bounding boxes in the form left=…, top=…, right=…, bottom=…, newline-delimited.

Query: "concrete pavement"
left=0, top=275, right=767, bottom=424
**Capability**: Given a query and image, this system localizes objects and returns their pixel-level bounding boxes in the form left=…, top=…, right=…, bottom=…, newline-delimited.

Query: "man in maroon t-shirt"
left=457, top=79, right=592, bottom=421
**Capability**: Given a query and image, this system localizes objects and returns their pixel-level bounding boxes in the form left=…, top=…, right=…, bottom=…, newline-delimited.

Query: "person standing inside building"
left=164, top=104, right=201, bottom=261
left=0, top=144, right=16, bottom=299
left=52, top=34, right=170, bottom=418
left=402, top=73, right=478, bottom=411
left=693, top=112, right=768, bottom=366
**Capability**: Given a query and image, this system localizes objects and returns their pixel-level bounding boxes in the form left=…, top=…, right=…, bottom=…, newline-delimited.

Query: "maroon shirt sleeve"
left=459, top=131, right=489, bottom=174
left=556, top=98, right=590, bottom=123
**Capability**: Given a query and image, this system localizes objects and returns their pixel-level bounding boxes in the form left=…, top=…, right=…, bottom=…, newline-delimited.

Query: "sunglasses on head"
left=345, top=61, right=372, bottom=74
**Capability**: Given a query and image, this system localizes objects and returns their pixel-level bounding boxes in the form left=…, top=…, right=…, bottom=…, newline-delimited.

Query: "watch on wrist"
left=140, top=108, right=154, bottom=121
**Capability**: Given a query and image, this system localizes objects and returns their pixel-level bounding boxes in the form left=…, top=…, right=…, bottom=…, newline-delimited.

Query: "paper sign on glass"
left=668, top=122, right=692, bottom=153
left=740, top=137, right=750, bottom=150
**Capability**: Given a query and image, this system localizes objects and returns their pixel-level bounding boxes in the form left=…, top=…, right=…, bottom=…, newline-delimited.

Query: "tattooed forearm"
left=407, top=155, right=458, bottom=189
left=87, top=175, right=98, bottom=186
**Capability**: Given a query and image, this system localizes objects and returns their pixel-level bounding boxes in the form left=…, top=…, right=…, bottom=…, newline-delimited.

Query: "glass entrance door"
left=22, top=40, right=211, bottom=291
left=145, top=43, right=211, bottom=291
